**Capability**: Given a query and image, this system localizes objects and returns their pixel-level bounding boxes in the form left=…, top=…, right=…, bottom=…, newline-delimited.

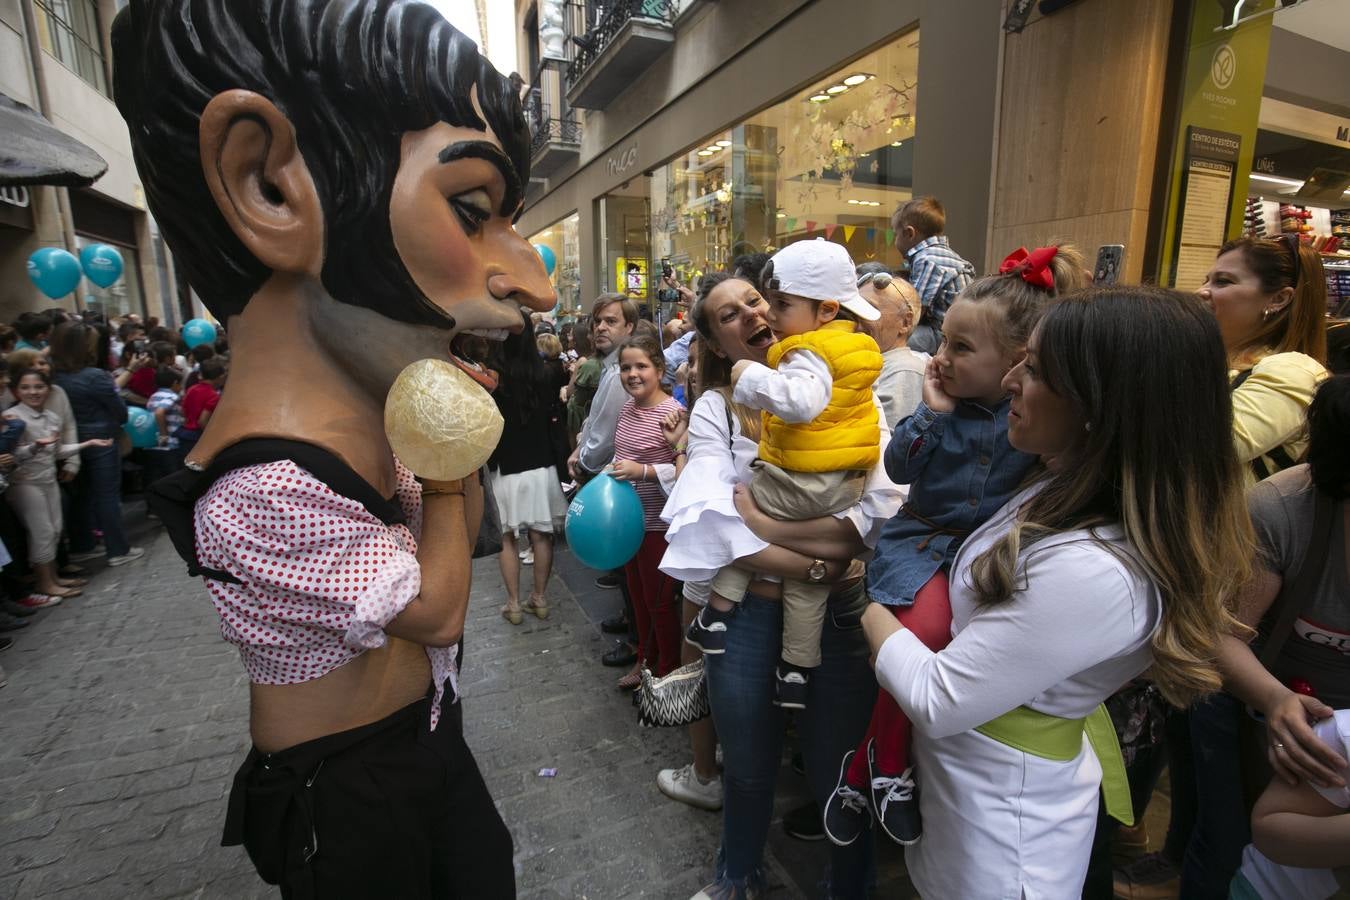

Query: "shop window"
left=528, top=213, right=582, bottom=317
left=75, top=235, right=145, bottom=320
left=647, top=27, right=920, bottom=291
left=34, top=0, right=109, bottom=96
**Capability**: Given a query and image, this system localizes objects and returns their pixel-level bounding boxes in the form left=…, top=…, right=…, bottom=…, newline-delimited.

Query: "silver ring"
left=1274, top=742, right=1286, bottom=751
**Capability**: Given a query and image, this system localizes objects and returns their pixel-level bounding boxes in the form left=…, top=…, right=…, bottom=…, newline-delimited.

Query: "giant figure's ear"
left=199, top=90, right=323, bottom=277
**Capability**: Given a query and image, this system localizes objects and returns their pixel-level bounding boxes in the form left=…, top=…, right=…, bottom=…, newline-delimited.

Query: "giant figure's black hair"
left=112, top=0, right=531, bottom=325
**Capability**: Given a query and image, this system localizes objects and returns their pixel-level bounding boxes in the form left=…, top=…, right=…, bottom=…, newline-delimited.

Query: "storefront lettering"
left=1338, top=125, right=1349, bottom=144
left=607, top=145, right=639, bottom=178
left=0, top=186, right=30, bottom=208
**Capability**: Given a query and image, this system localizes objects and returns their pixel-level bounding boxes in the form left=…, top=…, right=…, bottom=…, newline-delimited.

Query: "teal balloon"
left=181, top=318, right=217, bottom=349
left=565, top=473, right=645, bottom=570
left=79, top=243, right=124, bottom=288
left=534, top=243, right=557, bottom=276
left=124, top=407, right=158, bottom=449
left=26, top=247, right=82, bottom=299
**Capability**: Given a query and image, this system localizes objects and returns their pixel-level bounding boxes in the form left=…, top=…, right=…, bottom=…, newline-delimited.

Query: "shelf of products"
left=1244, top=197, right=1350, bottom=310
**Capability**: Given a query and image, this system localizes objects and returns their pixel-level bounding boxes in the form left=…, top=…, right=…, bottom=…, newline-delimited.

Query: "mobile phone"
left=1093, top=244, right=1124, bottom=285
left=661, top=258, right=673, bottom=279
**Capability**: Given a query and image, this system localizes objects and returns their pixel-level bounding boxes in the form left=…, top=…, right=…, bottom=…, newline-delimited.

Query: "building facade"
left=514, top=0, right=1350, bottom=318
left=0, top=0, right=186, bottom=326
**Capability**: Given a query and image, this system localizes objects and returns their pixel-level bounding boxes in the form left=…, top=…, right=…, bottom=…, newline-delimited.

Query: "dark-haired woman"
left=487, top=316, right=570, bottom=624
left=862, top=286, right=1254, bottom=896
left=49, top=323, right=143, bottom=567
left=1167, top=375, right=1350, bottom=899
left=1200, top=235, right=1329, bottom=482
left=663, top=272, right=902, bottom=900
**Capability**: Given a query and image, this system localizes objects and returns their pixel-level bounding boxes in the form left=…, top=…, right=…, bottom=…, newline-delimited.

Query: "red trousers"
left=847, top=570, right=953, bottom=787
left=623, top=531, right=682, bottom=677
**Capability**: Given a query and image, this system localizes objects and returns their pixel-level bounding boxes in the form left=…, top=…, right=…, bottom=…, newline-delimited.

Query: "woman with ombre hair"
left=863, top=286, right=1253, bottom=898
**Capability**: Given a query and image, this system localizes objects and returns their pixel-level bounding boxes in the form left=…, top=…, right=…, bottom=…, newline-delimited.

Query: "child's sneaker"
left=867, top=738, right=921, bottom=845
left=774, top=667, right=808, bottom=709
left=685, top=609, right=728, bottom=655
left=822, top=750, right=870, bottom=846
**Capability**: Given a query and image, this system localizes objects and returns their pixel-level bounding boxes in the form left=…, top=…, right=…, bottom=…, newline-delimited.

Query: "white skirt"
left=488, top=465, right=568, bottom=534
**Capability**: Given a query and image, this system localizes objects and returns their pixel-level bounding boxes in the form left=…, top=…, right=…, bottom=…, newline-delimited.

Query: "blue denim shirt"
left=865, top=398, right=1037, bottom=606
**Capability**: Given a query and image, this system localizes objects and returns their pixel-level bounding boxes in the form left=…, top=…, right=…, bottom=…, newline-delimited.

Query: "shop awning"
left=0, top=91, right=107, bottom=188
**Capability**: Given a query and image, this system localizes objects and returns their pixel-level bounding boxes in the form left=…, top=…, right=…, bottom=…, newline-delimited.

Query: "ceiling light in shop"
left=1249, top=173, right=1304, bottom=189
left=777, top=212, right=786, bottom=218
left=842, top=73, right=870, bottom=86
left=847, top=199, right=860, bottom=205
left=697, top=149, right=715, bottom=157
left=891, top=141, right=904, bottom=147
left=715, top=140, right=732, bottom=147
left=826, top=84, right=849, bottom=95
left=809, top=94, right=830, bottom=103
left=858, top=153, right=870, bottom=158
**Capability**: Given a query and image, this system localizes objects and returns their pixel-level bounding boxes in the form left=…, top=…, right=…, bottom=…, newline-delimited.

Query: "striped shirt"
left=906, top=235, right=976, bottom=330
left=613, top=396, right=683, bottom=531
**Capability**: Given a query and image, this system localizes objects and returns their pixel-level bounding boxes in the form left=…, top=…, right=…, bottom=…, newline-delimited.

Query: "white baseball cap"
left=764, top=238, right=880, bottom=322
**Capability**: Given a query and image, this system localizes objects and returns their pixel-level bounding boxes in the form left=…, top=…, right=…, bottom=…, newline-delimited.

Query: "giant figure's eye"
left=450, top=189, right=492, bottom=233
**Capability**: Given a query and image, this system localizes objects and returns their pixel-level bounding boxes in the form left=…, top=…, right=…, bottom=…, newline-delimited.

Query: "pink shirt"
left=194, top=458, right=458, bottom=729
left=614, top=396, right=682, bottom=531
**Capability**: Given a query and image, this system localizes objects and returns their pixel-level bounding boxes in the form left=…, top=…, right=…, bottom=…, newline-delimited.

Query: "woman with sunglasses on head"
left=1199, top=234, right=1329, bottom=483
left=1117, top=237, right=1332, bottom=899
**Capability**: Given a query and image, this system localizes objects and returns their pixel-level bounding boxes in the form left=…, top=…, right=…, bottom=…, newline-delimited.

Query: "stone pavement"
left=0, top=504, right=915, bottom=899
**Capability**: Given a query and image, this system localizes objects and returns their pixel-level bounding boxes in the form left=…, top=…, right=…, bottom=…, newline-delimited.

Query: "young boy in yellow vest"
left=686, top=238, right=883, bottom=709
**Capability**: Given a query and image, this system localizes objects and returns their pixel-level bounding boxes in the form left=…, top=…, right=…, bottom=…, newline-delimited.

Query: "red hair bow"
left=999, top=246, right=1059, bottom=291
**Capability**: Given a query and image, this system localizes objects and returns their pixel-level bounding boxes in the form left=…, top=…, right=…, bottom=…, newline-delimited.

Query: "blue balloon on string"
left=181, top=318, right=217, bottom=349
left=124, top=407, right=159, bottom=449
left=79, top=243, right=124, bottom=288
left=565, top=473, right=645, bottom=570
left=26, top=247, right=82, bottom=299
left=534, top=243, right=557, bottom=276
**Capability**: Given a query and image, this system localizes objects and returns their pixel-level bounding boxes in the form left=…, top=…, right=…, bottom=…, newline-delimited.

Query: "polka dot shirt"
left=194, top=458, right=457, bottom=730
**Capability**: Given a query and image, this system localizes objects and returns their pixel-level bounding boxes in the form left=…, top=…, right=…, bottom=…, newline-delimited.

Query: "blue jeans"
left=1180, top=692, right=1250, bottom=900
left=70, top=442, right=130, bottom=558
left=705, top=584, right=877, bottom=899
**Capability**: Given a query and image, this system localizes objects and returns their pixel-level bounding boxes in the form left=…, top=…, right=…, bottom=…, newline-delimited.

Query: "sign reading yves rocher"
left=1173, top=126, right=1242, bottom=292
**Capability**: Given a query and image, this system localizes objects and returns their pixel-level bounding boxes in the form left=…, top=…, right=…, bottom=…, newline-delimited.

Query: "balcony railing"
left=564, top=0, right=677, bottom=109
left=524, top=59, right=582, bottom=178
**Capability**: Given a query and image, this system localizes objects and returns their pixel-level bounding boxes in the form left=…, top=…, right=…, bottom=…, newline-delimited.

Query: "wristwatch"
left=806, top=558, right=828, bottom=583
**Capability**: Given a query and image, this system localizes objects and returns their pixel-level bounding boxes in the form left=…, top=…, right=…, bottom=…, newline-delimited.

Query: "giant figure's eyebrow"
left=437, top=141, right=522, bottom=217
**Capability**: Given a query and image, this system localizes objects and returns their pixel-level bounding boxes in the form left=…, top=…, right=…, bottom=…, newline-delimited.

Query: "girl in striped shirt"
left=610, top=336, right=687, bottom=688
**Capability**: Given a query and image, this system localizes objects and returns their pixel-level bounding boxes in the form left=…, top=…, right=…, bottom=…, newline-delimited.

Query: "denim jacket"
left=865, top=398, right=1037, bottom=606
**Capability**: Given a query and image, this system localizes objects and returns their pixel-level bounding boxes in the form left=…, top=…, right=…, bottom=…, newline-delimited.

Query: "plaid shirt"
left=906, top=235, right=976, bottom=329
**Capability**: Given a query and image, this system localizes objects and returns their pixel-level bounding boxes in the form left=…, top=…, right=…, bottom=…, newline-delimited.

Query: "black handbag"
left=472, top=465, right=503, bottom=560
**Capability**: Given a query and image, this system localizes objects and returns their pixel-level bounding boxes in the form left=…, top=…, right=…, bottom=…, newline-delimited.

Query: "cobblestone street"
left=0, top=503, right=914, bottom=899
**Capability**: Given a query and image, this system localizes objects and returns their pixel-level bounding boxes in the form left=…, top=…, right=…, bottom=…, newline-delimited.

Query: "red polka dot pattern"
left=195, top=458, right=455, bottom=729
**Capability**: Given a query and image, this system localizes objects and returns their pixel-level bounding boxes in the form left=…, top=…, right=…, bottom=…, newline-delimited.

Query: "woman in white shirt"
left=862, top=286, right=1255, bottom=898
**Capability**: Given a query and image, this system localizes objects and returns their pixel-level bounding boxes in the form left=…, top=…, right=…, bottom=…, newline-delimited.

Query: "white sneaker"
left=520, top=548, right=534, bottom=565
left=107, top=547, right=146, bottom=567
left=657, top=762, right=722, bottom=811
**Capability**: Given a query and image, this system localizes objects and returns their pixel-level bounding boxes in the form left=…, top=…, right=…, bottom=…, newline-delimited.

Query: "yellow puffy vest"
left=760, top=321, right=882, bottom=473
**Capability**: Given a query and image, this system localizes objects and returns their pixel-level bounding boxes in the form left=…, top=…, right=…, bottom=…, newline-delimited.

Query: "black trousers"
left=223, top=691, right=514, bottom=899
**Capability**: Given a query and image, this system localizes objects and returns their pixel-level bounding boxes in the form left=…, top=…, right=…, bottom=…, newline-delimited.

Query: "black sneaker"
left=601, top=641, right=637, bottom=667
left=774, top=667, right=808, bottom=709
left=600, top=613, right=629, bottom=634
left=822, top=750, right=870, bottom=846
left=867, top=739, right=921, bottom=845
left=685, top=610, right=728, bottom=655
left=782, top=801, right=825, bottom=841
left=595, top=572, right=622, bottom=589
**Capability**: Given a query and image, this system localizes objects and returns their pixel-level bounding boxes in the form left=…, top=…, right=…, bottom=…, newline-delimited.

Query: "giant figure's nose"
left=487, top=231, right=556, bottom=312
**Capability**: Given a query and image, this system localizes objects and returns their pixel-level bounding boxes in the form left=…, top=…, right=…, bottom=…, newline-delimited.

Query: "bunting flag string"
left=805, top=221, right=817, bottom=235
left=886, top=228, right=895, bottom=246
left=784, top=217, right=797, bottom=233
left=824, top=224, right=837, bottom=240
left=843, top=225, right=857, bottom=242
left=866, top=228, right=876, bottom=242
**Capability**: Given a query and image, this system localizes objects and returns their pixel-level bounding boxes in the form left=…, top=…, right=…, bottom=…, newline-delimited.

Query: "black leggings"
left=224, top=691, right=514, bottom=899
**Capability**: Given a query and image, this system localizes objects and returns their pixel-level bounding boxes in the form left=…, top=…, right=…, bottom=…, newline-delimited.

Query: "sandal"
left=45, top=587, right=81, bottom=599
left=59, top=565, right=87, bottom=577
left=525, top=594, right=549, bottom=620
left=501, top=604, right=523, bottom=626
left=616, top=664, right=642, bottom=691
left=58, top=578, right=88, bottom=589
